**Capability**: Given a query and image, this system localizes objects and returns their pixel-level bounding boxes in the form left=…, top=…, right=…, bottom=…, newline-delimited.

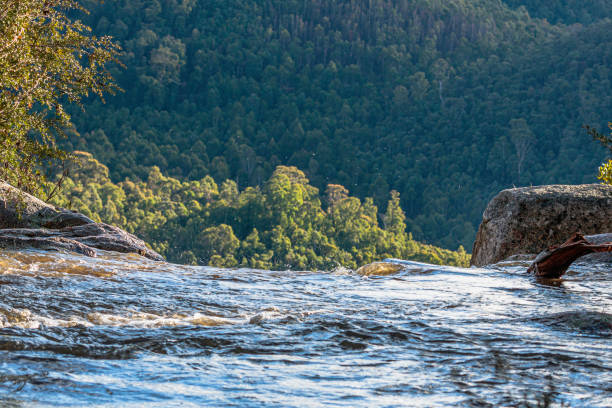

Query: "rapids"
left=0, top=249, right=610, bottom=407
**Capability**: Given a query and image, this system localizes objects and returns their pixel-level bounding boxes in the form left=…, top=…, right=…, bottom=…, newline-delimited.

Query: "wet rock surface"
left=471, top=184, right=612, bottom=266
left=0, top=182, right=163, bottom=261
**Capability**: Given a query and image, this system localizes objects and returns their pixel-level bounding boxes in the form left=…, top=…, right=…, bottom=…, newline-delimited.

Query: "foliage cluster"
left=64, top=0, right=612, bottom=251
left=0, top=0, right=118, bottom=197
left=52, top=152, right=469, bottom=269
left=590, top=123, right=612, bottom=185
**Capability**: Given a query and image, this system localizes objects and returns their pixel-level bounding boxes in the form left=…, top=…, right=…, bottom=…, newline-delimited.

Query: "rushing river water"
left=0, top=250, right=610, bottom=407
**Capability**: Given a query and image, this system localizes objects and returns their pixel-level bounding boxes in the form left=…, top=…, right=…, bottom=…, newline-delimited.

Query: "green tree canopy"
left=53, top=155, right=471, bottom=270
left=591, top=122, right=612, bottom=184
left=0, top=0, right=119, bottom=196
left=63, top=0, right=611, bottom=251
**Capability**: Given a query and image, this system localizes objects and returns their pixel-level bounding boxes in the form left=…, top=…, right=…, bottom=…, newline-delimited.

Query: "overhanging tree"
left=589, top=122, right=612, bottom=184
left=0, top=0, right=119, bottom=197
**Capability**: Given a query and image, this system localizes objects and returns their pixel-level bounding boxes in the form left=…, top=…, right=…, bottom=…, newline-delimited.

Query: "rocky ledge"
left=0, top=182, right=163, bottom=261
left=471, top=184, right=612, bottom=266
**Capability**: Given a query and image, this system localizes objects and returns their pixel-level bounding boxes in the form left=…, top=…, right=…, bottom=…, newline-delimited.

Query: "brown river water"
left=0, top=249, right=610, bottom=407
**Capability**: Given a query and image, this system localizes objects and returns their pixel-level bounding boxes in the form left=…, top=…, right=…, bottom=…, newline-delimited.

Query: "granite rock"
left=0, top=182, right=163, bottom=261
left=471, top=184, right=612, bottom=266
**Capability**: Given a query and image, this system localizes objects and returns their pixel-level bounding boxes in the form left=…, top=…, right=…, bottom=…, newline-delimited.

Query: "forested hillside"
left=502, top=0, right=612, bottom=24
left=52, top=152, right=469, bottom=269
left=65, top=0, right=612, bottom=251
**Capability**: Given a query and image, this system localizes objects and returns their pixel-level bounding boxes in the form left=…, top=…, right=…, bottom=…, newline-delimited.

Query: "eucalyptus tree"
left=0, top=0, right=119, bottom=197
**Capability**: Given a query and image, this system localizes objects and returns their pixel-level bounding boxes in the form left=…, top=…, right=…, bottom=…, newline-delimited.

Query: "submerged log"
left=527, top=232, right=612, bottom=278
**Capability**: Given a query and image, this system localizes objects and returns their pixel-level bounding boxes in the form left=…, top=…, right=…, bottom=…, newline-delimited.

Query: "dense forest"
left=502, top=0, right=612, bottom=24
left=63, top=0, right=612, bottom=251
left=52, top=152, right=469, bottom=269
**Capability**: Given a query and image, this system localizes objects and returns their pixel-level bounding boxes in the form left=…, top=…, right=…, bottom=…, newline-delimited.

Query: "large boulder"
left=0, top=182, right=93, bottom=229
left=0, top=182, right=163, bottom=261
left=471, top=184, right=612, bottom=266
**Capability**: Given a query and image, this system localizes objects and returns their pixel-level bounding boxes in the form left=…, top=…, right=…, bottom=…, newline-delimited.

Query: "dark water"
left=0, top=250, right=610, bottom=407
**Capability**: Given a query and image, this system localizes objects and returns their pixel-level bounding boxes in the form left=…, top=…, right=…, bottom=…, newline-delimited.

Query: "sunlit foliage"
left=0, top=0, right=119, bottom=197
left=53, top=153, right=470, bottom=270
left=590, top=123, right=612, bottom=185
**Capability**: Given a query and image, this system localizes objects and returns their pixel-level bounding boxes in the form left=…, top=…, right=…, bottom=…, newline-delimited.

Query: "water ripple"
left=0, top=249, right=610, bottom=407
